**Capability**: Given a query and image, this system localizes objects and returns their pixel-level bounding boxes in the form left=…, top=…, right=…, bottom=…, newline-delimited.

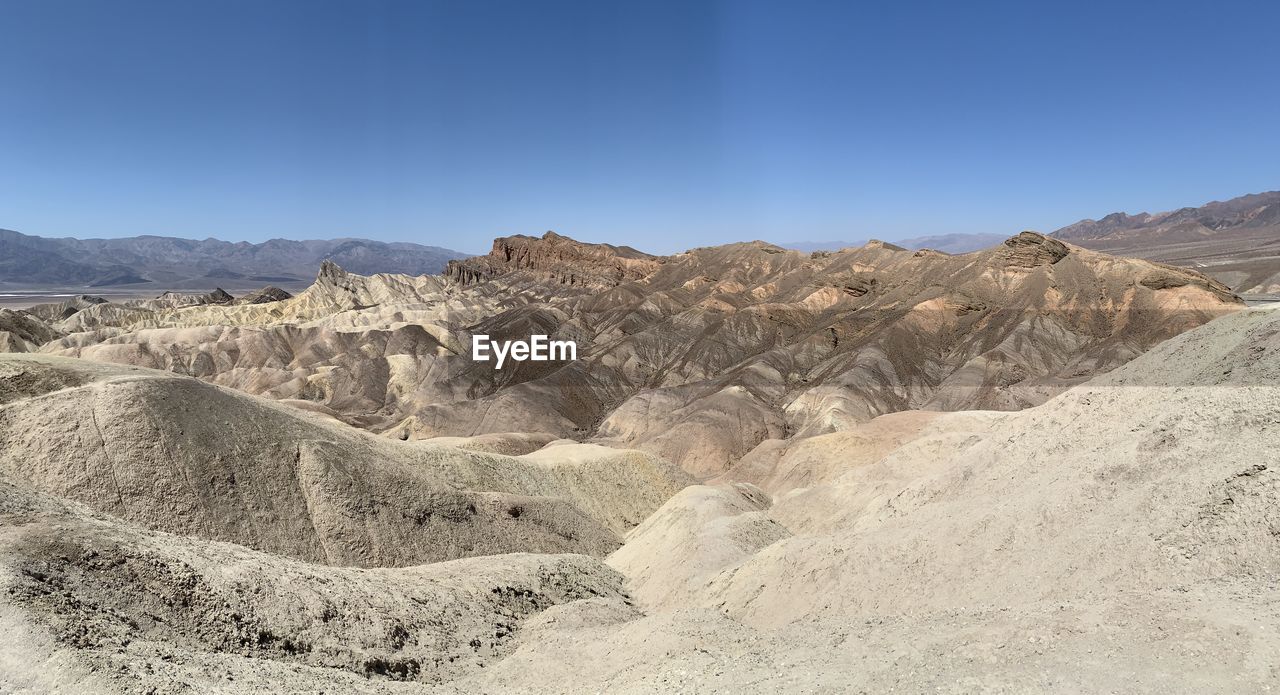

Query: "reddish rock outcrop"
left=447, top=231, right=661, bottom=289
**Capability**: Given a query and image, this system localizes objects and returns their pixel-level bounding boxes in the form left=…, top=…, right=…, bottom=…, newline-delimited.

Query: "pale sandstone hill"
left=21, top=295, right=108, bottom=322
left=716, top=409, right=948, bottom=494
left=0, top=477, right=629, bottom=693
left=0, top=354, right=691, bottom=567
left=10, top=231, right=1244, bottom=479
left=605, top=483, right=790, bottom=608
left=30, top=261, right=458, bottom=338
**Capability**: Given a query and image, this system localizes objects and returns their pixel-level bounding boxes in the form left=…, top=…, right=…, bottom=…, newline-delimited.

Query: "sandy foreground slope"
left=2, top=310, right=1280, bottom=691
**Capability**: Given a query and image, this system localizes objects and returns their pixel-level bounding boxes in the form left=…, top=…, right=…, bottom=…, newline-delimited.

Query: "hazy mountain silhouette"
left=0, top=228, right=468, bottom=288
left=783, top=232, right=1006, bottom=255
left=1051, top=191, right=1280, bottom=294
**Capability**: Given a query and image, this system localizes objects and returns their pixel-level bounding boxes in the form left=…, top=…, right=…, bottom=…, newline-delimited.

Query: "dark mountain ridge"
left=1052, top=190, right=1280, bottom=241
left=1048, top=190, right=1280, bottom=294
left=0, top=228, right=469, bottom=288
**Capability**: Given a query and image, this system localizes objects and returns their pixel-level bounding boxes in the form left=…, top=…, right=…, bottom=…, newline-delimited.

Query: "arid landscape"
left=3, top=223, right=1279, bottom=692
left=5, top=1, right=1279, bottom=689
left=1051, top=191, right=1280, bottom=296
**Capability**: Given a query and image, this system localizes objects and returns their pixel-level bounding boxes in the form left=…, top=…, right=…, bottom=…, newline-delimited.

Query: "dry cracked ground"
left=1, top=231, right=1277, bottom=693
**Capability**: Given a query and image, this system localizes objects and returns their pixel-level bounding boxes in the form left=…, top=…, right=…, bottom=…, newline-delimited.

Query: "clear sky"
left=2, top=0, right=1277, bottom=254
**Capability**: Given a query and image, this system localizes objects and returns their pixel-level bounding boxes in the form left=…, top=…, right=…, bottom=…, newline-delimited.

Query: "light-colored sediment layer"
left=0, top=476, right=630, bottom=693
left=0, top=354, right=691, bottom=567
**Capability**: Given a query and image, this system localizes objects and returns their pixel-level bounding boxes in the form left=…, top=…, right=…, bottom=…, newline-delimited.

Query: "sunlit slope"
left=15, top=231, right=1243, bottom=479
left=0, top=354, right=690, bottom=567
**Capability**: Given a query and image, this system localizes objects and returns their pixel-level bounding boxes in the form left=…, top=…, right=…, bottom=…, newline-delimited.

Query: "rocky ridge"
left=1051, top=190, right=1280, bottom=294
left=5, top=230, right=1243, bottom=478
left=447, top=231, right=660, bottom=289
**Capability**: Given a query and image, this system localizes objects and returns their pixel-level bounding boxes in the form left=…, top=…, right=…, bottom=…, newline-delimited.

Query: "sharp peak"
left=317, top=259, right=349, bottom=280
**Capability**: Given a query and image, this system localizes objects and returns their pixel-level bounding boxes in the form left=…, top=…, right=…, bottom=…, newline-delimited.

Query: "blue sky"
left=1, top=0, right=1277, bottom=254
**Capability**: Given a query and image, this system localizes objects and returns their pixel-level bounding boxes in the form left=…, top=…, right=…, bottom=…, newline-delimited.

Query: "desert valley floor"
left=1, top=231, right=1277, bottom=693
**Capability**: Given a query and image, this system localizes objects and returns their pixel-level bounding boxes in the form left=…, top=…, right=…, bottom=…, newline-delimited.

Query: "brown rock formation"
left=447, top=231, right=661, bottom=289
left=998, top=231, right=1070, bottom=267
left=18, top=231, right=1243, bottom=478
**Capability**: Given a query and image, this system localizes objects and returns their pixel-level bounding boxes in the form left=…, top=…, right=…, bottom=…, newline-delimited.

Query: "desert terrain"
left=1, top=230, right=1276, bottom=692
left=1052, top=190, right=1280, bottom=297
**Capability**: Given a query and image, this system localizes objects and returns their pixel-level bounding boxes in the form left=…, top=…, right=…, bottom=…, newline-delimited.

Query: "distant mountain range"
left=8, top=188, right=1277, bottom=294
left=1049, top=190, right=1280, bottom=295
left=781, top=190, right=1280, bottom=295
left=784, top=232, right=1006, bottom=255
left=1051, top=190, right=1280, bottom=243
left=0, top=228, right=469, bottom=289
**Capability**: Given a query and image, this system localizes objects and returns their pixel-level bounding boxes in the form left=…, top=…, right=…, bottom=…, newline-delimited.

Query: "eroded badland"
left=2, top=230, right=1277, bottom=693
